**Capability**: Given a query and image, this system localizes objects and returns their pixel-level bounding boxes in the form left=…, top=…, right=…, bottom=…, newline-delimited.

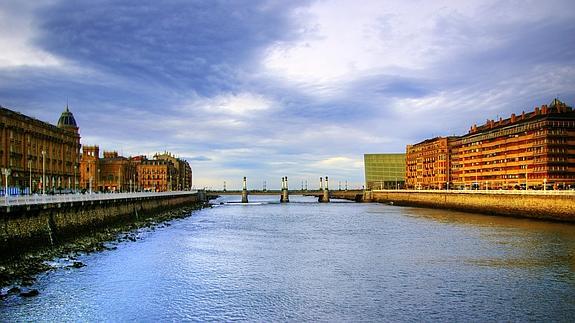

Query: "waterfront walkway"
left=0, top=191, right=198, bottom=207
left=370, top=189, right=575, bottom=196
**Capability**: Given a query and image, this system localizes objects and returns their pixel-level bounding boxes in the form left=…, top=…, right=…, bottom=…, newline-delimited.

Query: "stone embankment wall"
left=0, top=193, right=203, bottom=255
left=330, top=190, right=575, bottom=222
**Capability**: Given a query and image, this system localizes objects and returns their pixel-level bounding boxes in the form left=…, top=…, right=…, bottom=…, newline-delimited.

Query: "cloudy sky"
left=1, top=0, right=574, bottom=190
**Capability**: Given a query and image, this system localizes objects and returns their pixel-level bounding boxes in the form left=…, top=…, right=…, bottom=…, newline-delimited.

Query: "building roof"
left=57, top=105, right=78, bottom=128
left=467, top=98, right=574, bottom=136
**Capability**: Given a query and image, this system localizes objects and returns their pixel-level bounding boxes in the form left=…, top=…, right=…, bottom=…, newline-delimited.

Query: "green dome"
left=58, top=105, right=77, bottom=128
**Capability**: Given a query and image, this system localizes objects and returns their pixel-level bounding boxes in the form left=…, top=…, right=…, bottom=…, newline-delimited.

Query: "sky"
left=0, top=0, right=574, bottom=190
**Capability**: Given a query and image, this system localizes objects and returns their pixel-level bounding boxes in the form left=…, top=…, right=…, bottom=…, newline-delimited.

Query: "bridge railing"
left=0, top=191, right=198, bottom=207
left=370, top=189, right=575, bottom=196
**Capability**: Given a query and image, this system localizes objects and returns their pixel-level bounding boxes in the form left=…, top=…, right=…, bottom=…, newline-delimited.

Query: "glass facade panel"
left=364, top=153, right=405, bottom=189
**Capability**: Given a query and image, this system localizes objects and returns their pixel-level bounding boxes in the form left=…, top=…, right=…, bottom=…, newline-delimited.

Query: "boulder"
left=20, top=288, right=39, bottom=297
left=71, top=261, right=85, bottom=268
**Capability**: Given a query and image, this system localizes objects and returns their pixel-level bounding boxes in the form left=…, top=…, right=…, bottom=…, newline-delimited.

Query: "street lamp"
left=41, top=150, right=46, bottom=195
left=2, top=168, right=11, bottom=197
left=28, top=160, right=32, bottom=195
left=74, top=165, right=77, bottom=193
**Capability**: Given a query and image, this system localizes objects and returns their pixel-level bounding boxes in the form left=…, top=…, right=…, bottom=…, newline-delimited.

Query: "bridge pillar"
left=241, top=176, right=248, bottom=203
left=318, top=177, right=324, bottom=202
left=322, top=176, right=330, bottom=203
left=364, top=189, right=373, bottom=202
left=281, top=176, right=289, bottom=203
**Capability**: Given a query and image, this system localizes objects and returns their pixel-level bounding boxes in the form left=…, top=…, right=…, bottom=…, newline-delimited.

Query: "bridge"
left=208, top=176, right=334, bottom=203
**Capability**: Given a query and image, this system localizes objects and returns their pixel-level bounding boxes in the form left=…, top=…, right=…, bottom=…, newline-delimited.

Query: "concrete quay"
left=0, top=191, right=206, bottom=255
left=330, top=190, right=575, bottom=222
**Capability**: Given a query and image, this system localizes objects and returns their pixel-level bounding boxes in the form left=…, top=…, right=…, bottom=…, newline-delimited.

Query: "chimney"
left=469, top=124, right=478, bottom=133
left=535, top=107, right=540, bottom=115
left=521, top=111, right=525, bottom=120
left=511, top=113, right=516, bottom=123
left=541, top=105, right=548, bottom=114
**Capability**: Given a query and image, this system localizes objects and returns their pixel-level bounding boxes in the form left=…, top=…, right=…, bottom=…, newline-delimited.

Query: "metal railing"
left=0, top=190, right=198, bottom=207
left=371, top=189, right=575, bottom=196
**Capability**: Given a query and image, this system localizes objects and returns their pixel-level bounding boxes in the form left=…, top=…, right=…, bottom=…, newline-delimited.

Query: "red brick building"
left=406, top=99, right=575, bottom=190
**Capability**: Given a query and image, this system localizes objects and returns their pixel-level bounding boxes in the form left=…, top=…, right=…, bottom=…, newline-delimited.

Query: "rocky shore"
left=0, top=204, right=204, bottom=299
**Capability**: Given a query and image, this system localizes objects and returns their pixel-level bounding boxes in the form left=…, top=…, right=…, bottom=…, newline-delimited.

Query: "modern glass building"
left=364, top=153, right=406, bottom=190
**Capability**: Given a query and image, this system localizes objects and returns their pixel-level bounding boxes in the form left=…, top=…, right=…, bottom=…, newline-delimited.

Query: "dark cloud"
left=36, top=0, right=306, bottom=95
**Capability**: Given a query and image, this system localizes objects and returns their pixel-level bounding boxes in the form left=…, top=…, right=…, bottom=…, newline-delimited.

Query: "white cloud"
left=261, top=0, right=575, bottom=93
left=0, top=1, right=62, bottom=68
left=314, top=156, right=363, bottom=169
left=190, top=92, right=276, bottom=115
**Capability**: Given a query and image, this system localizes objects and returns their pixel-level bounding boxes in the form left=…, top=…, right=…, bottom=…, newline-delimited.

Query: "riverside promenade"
left=0, top=191, right=198, bottom=209
left=330, top=189, right=575, bottom=222
left=0, top=190, right=205, bottom=254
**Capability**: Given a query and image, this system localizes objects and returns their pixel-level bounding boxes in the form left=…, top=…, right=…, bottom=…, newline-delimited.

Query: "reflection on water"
left=404, top=206, right=575, bottom=274
left=2, top=195, right=575, bottom=321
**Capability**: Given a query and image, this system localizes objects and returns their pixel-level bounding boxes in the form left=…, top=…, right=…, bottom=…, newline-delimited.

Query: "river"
left=2, top=195, right=575, bottom=321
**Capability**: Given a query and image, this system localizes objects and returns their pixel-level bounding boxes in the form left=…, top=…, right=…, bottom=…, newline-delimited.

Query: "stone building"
left=137, top=159, right=177, bottom=192
left=450, top=99, right=575, bottom=189
left=405, top=137, right=454, bottom=189
left=0, top=105, right=80, bottom=194
left=80, top=149, right=192, bottom=193
left=154, top=152, right=192, bottom=190
left=79, top=145, right=100, bottom=192
left=99, top=151, right=137, bottom=192
left=405, top=99, right=575, bottom=190
left=80, top=147, right=139, bottom=192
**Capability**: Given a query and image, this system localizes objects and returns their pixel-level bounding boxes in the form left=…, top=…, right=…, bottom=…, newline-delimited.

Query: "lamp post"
left=42, top=150, right=46, bottom=195
left=74, top=165, right=77, bottom=193
left=544, top=178, right=547, bottom=192
left=28, top=160, right=32, bottom=195
left=2, top=168, right=11, bottom=197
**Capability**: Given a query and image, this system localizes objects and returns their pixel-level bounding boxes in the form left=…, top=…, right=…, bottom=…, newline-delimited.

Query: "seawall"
left=0, top=192, right=205, bottom=255
left=330, top=190, right=575, bottom=222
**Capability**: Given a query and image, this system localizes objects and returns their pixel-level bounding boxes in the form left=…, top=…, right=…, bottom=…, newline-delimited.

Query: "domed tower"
left=57, top=104, right=81, bottom=192
left=57, top=105, right=79, bottom=133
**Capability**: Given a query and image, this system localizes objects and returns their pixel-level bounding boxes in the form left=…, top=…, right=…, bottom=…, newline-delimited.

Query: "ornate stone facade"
left=0, top=105, right=80, bottom=194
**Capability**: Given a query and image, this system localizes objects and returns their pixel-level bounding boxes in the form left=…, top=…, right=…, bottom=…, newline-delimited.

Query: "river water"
left=2, top=195, right=575, bottom=321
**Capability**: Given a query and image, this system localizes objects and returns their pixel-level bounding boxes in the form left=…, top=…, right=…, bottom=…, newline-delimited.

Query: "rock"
left=8, top=286, right=21, bottom=294
left=19, top=288, right=39, bottom=297
left=21, top=276, right=36, bottom=286
left=71, top=261, right=85, bottom=268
